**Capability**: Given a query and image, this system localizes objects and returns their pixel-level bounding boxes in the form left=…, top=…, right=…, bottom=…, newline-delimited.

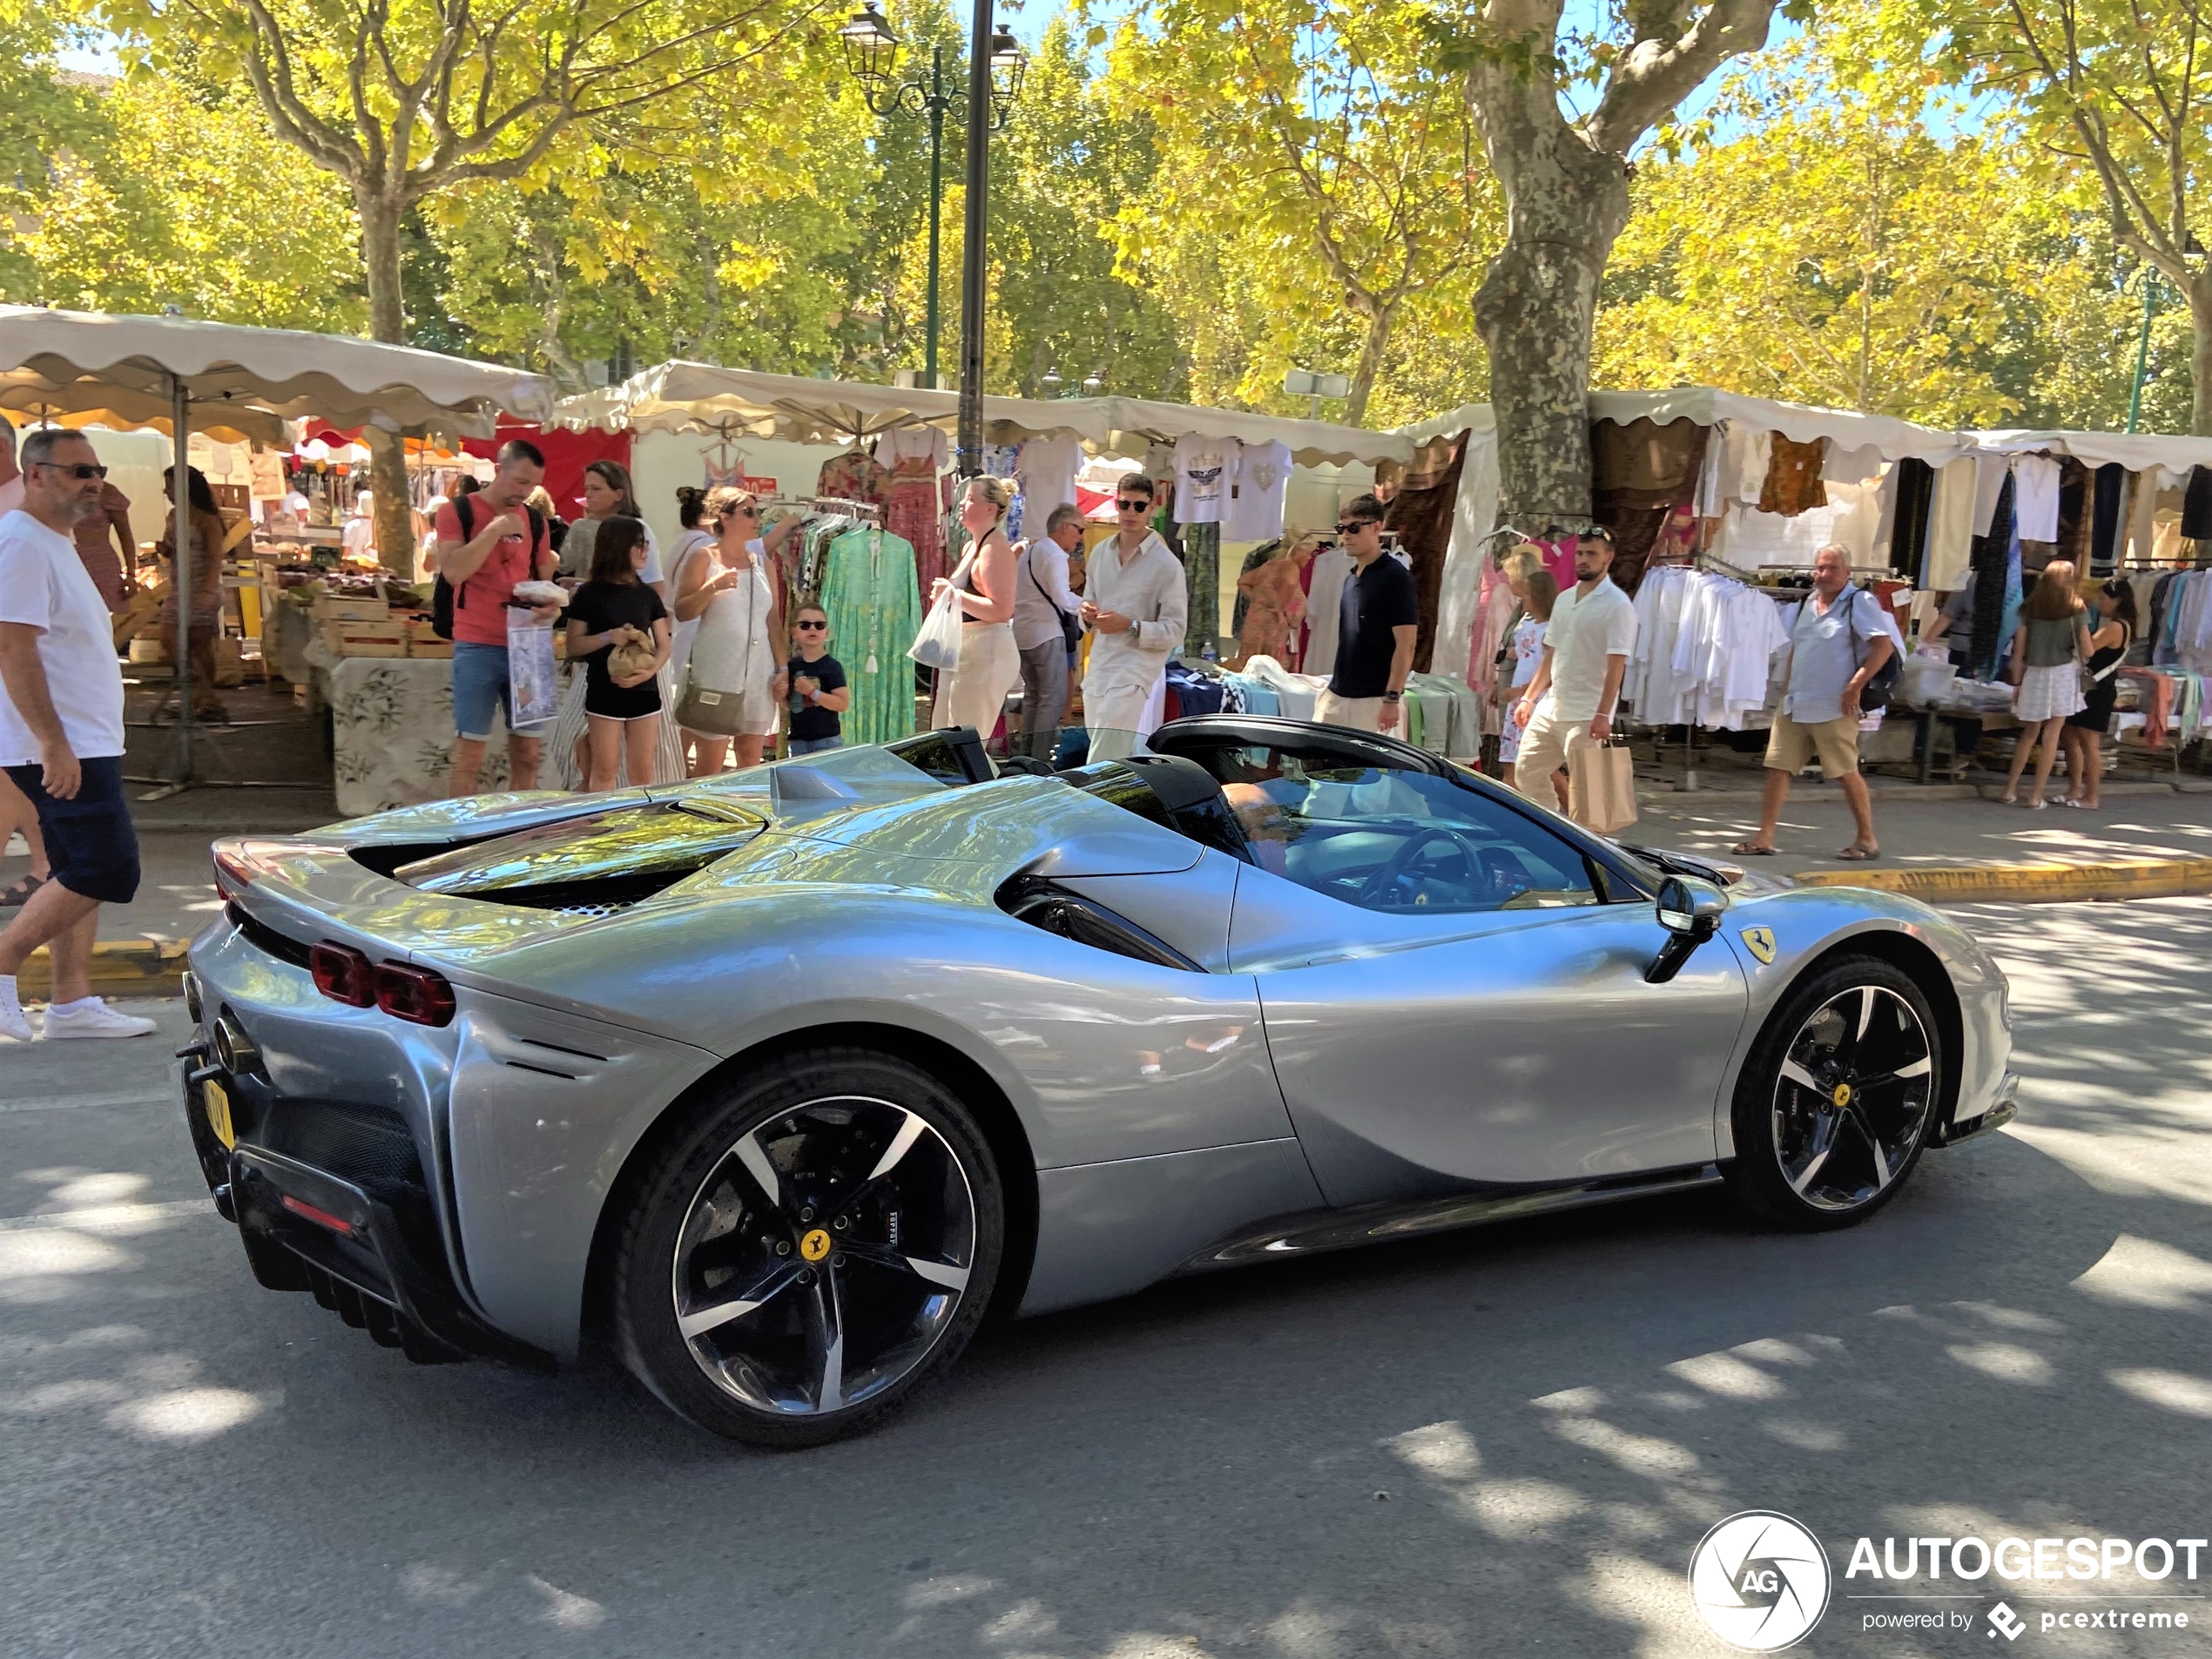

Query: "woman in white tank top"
left=676, top=488, right=786, bottom=773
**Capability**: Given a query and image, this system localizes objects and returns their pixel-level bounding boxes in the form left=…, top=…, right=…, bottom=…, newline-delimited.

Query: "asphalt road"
left=3, top=900, right=2210, bottom=1657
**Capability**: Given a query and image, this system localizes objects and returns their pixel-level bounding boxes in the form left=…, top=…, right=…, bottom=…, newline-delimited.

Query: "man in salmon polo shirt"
left=433, top=438, right=561, bottom=797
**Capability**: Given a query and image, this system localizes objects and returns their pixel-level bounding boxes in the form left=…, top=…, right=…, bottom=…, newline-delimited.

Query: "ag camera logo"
left=1689, top=1511, right=1833, bottom=1651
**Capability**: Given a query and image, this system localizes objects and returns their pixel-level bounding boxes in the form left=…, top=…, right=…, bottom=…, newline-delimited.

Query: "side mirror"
left=1647, top=874, right=1725, bottom=983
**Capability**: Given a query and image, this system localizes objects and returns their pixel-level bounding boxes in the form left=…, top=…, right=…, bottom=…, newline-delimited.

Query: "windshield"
left=1199, top=749, right=1602, bottom=913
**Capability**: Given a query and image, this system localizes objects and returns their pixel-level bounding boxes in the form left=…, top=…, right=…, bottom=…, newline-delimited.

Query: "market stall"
left=0, top=307, right=553, bottom=801
left=556, top=364, right=1420, bottom=751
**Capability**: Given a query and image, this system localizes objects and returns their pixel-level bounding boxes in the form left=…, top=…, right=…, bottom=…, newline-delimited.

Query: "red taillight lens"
left=374, top=963, right=456, bottom=1027
left=309, top=941, right=376, bottom=1007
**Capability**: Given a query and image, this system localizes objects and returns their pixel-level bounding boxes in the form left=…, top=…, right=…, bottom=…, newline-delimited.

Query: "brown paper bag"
left=1567, top=736, right=1639, bottom=834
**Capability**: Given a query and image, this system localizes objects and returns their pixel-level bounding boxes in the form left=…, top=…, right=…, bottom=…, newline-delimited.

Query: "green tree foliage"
left=1100, top=0, right=1499, bottom=424
left=1595, top=2, right=2188, bottom=433
left=0, top=14, right=361, bottom=327
left=1942, top=0, right=2212, bottom=431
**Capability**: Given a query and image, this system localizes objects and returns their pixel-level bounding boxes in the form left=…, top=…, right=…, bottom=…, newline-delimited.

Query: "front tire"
left=611, top=1049, right=1004, bottom=1448
left=1724, top=957, right=1942, bottom=1231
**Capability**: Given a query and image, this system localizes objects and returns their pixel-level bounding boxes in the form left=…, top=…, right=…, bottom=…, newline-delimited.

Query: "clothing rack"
left=811, top=496, right=882, bottom=518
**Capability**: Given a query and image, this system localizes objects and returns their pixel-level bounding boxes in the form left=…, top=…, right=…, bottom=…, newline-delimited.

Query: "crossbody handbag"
left=1027, top=547, right=1082, bottom=659
left=1845, top=588, right=1903, bottom=711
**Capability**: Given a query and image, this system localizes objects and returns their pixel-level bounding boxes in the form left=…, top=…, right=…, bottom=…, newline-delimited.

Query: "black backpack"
left=431, top=494, right=546, bottom=639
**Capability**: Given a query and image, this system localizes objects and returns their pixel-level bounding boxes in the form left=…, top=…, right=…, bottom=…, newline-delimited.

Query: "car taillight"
left=374, top=963, right=455, bottom=1028
left=309, top=941, right=376, bottom=1007
left=212, top=846, right=253, bottom=902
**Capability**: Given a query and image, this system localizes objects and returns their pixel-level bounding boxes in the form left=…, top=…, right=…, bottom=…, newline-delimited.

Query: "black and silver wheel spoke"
left=671, top=1096, right=976, bottom=1417
left=1771, top=983, right=1932, bottom=1213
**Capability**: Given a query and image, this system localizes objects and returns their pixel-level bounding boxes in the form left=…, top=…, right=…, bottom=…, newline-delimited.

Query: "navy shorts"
left=4, top=756, right=142, bottom=905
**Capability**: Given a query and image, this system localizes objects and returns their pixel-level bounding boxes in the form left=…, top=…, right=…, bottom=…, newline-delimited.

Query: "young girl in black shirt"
left=564, top=515, right=670, bottom=790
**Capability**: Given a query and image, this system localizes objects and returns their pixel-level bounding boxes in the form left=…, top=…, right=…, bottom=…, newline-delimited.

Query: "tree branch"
left=1588, top=0, right=1782, bottom=154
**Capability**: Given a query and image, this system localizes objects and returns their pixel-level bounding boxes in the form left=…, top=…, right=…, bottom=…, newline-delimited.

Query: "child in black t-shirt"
left=564, top=515, right=669, bottom=790
left=772, top=602, right=850, bottom=753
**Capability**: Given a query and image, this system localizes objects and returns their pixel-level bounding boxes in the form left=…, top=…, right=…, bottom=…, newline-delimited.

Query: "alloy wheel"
left=670, top=1096, right=977, bottom=1417
left=1770, top=984, right=1934, bottom=1213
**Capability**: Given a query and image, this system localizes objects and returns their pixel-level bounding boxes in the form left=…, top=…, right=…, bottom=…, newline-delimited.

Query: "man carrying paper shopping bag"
left=1512, top=529, right=1638, bottom=826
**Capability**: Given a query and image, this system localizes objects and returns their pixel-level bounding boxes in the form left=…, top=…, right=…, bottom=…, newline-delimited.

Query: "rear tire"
left=1724, top=956, right=1942, bottom=1231
left=611, top=1048, right=1003, bottom=1448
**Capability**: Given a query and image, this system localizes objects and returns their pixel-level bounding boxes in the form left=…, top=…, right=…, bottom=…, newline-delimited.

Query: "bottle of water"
left=1200, top=641, right=1217, bottom=664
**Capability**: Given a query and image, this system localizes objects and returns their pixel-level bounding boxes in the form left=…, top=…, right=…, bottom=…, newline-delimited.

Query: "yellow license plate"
left=204, top=1079, right=236, bottom=1150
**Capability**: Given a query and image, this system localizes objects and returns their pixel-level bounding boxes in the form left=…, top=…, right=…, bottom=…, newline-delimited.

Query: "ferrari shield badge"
left=1741, top=927, right=1777, bottom=965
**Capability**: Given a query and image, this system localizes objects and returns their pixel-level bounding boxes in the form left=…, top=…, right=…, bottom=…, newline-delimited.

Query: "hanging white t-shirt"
left=1696, top=422, right=1771, bottom=516
left=873, top=426, right=949, bottom=474
left=1174, top=435, right=1236, bottom=525
left=0, top=509, right=128, bottom=764
left=1225, top=441, right=1291, bottom=541
left=1016, top=435, right=1082, bottom=526
left=2013, top=455, right=2062, bottom=541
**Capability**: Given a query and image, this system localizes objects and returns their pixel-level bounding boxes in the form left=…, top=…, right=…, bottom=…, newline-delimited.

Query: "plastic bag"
left=909, top=587, right=964, bottom=671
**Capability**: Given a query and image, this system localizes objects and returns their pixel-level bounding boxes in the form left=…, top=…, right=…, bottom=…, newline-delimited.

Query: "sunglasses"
left=35, top=462, right=108, bottom=481
left=1116, top=498, right=1151, bottom=512
left=1335, top=519, right=1376, bottom=535
left=793, top=618, right=827, bottom=630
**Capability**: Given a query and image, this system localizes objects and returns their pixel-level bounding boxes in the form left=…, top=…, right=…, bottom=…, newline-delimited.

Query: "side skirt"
left=1175, top=1162, right=1725, bottom=1275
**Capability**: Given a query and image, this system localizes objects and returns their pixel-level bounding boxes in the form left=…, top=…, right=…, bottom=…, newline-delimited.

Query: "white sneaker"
left=40, top=998, right=158, bottom=1040
left=0, top=980, right=29, bottom=1042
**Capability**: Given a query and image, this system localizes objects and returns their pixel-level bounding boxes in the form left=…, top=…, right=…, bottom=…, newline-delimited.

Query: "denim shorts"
left=787, top=735, right=844, bottom=755
left=4, top=756, right=141, bottom=905
left=451, top=640, right=552, bottom=740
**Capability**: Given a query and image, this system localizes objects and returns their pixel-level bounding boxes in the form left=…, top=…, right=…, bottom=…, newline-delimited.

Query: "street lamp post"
left=840, top=4, right=1025, bottom=446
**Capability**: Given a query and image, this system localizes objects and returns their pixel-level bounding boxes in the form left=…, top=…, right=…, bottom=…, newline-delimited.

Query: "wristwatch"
left=1382, top=690, right=1403, bottom=703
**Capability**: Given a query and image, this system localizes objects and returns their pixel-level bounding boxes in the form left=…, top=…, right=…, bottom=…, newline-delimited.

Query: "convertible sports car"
left=180, top=717, right=2016, bottom=1447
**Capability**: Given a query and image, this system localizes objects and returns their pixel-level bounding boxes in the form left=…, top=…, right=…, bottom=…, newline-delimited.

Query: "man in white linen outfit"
left=1512, top=529, right=1638, bottom=819
left=1079, top=473, right=1186, bottom=762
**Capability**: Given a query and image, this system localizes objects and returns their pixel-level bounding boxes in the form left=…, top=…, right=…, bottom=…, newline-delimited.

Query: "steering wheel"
left=1354, top=825, right=1481, bottom=908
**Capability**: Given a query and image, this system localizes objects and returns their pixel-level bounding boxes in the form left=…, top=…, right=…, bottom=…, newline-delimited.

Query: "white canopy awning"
left=1971, top=428, right=2212, bottom=475
left=555, top=362, right=1111, bottom=447
left=1396, top=390, right=1965, bottom=465
left=556, top=361, right=1413, bottom=467
left=0, top=307, right=553, bottom=442
left=1102, top=395, right=1414, bottom=468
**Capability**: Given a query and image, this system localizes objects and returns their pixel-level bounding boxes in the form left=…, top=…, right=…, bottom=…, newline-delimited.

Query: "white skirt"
left=933, top=621, right=1021, bottom=735
left=2015, top=662, right=2085, bottom=724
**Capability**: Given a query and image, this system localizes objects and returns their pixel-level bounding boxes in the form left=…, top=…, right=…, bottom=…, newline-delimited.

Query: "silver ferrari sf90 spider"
left=180, top=718, right=2015, bottom=1446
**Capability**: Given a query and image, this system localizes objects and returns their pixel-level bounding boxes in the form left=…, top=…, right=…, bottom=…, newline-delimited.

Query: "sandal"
left=1730, top=841, right=1778, bottom=856
left=0, top=873, right=44, bottom=907
left=1835, top=846, right=1881, bottom=861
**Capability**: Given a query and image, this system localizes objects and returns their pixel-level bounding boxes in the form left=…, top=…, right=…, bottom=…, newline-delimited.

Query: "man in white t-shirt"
left=0, top=429, right=154, bottom=1042
left=1513, top=529, right=1638, bottom=819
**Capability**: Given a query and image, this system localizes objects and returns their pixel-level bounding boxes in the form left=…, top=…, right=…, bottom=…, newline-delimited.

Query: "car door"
left=1224, top=759, right=1750, bottom=1207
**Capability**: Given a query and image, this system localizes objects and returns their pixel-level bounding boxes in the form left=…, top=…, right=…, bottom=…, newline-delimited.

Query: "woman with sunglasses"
left=929, top=476, right=1022, bottom=744
left=675, top=488, right=792, bottom=774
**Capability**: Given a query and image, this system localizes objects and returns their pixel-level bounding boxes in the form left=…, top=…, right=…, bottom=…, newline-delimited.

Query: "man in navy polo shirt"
left=1317, top=493, right=1419, bottom=733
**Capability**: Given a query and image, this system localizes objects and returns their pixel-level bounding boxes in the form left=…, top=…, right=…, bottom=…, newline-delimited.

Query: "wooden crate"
left=408, top=637, right=453, bottom=658
left=322, top=620, right=409, bottom=658
left=312, top=594, right=391, bottom=624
